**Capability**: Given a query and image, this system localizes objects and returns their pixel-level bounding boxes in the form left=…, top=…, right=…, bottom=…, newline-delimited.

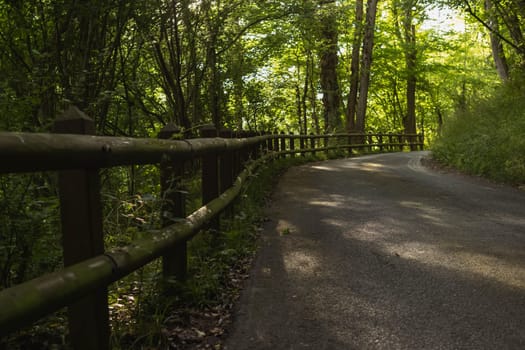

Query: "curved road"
left=224, top=151, right=525, bottom=350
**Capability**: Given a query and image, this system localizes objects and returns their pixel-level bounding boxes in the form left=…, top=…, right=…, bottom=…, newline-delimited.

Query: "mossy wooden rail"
left=0, top=107, right=423, bottom=349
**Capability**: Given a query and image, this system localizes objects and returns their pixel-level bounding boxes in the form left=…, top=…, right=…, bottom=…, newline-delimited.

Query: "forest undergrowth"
left=432, top=76, right=525, bottom=185
left=1, top=154, right=326, bottom=350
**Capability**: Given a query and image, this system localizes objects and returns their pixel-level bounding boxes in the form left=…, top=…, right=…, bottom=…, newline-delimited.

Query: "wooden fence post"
left=398, top=134, right=404, bottom=151
left=220, top=128, right=234, bottom=188
left=251, top=132, right=266, bottom=159
left=280, top=131, right=286, bottom=158
left=368, top=132, right=373, bottom=153
left=418, top=133, right=424, bottom=151
left=233, top=130, right=243, bottom=179
left=289, top=133, right=295, bottom=158
left=273, top=130, right=279, bottom=156
left=53, top=106, right=109, bottom=350
left=310, top=133, right=316, bottom=156
left=388, top=133, right=394, bottom=151
left=378, top=132, right=384, bottom=152
left=299, top=135, right=305, bottom=157
left=266, top=131, right=273, bottom=153
left=408, top=134, right=415, bottom=151
left=158, top=123, right=187, bottom=282
left=248, top=131, right=255, bottom=157
left=241, top=130, right=257, bottom=169
left=219, top=128, right=234, bottom=199
left=200, top=124, right=219, bottom=231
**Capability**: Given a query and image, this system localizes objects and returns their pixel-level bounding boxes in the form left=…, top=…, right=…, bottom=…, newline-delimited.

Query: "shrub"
left=433, top=76, right=525, bottom=184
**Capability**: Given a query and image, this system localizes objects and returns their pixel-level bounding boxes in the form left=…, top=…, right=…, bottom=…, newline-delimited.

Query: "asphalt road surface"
left=224, top=151, right=525, bottom=350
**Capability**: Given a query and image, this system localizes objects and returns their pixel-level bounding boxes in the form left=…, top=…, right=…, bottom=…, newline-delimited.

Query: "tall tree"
left=355, top=0, right=379, bottom=132
left=153, top=0, right=192, bottom=130
left=462, top=0, right=525, bottom=75
left=393, top=0, right=418, bottom=135
left=484, top=0, right=509, bottom=80
left=319, top=0, right=342, bottom=132
left=56, top=0, right=131, bottom=129
left=346, top=0, right=364, bottom=132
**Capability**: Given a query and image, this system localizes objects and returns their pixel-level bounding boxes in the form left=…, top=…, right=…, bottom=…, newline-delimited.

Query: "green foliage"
left=0, top=174, right=61, bottom=289
left=109, top=262, right=166, bottom=349
left=432, top=76, right=525, bottom=184
left=101, top=166, right=163, bottom=250
left=0, top=0, right=505, bottom=141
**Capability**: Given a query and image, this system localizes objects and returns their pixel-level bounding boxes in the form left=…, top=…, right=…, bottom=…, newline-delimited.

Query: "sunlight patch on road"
left=362, top=162, right=386, bottom=169
left=399, top=201, right=451, bottom=228
left=383, top=242, right=525, bottom=290
left=260, top=267, right=272, bottom=277
left=344, top=222, right=388, bottom=241
left=492, top=214, right=525, bottom=227
left=310, top=165, right=340, bottom=172
left=341, top=162, right=387, bottom=173
left=346, top=220, right=525, bottom=290
left=275, top=220, right=321, bottom=276
left=283, top=250, right=320, bottom=275
left=309, top=200, right=341, bottom=208
left=308, top=192, right=371, bottom=211
left=276, top=219, right=298, bottom=234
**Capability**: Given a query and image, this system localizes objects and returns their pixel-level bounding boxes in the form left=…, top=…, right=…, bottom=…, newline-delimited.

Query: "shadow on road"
left=225, top=152, right=525, bottom=350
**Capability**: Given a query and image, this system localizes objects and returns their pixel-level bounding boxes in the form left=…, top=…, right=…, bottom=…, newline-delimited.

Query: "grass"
left=432, top=76, right=525, bottom=185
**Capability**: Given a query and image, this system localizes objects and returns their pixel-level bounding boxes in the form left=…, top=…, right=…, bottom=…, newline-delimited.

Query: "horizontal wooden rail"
left=0, top=132, right=268, bottom=173
left=0, top=151, right=274, bottom=335
left=281, top=132, right=421, bottom=140
left=0, top=132, right=422, bottom=174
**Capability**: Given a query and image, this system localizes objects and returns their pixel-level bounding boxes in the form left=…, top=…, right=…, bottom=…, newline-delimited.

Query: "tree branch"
left=216, top=11, right=292, bottom=57
left=462, top=0, right=521, bottom=52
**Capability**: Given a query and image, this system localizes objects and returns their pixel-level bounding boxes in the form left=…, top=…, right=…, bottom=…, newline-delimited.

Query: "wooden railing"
left=0, top=106, right=423, bottom=349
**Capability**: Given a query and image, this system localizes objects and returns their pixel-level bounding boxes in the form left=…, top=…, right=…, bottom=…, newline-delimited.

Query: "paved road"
left=224, top=151, right=525, bottom=350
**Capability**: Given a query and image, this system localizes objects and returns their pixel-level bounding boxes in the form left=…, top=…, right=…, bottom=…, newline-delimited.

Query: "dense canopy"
left=1, top=0, right=519, bottom=139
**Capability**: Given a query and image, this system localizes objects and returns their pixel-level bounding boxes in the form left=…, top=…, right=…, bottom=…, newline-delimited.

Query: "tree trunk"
left=234, top=70, right=244, bottom=130
left=302, top=62, right=309, bottom=135
left=436, top=106, right=443, bottom=136
left=404, top=13, right=417, bottom=135
left=208, top=42, right=221, bottom=129
left=355, top=0, right=378, bottom=133
left=153, top=1, right=193, bottom=130
left=300, top=51, right=311, bottom=135
left=296, top=84, right=303, bottom=133
left=319, top=1, right=341, bottom=133
left=464, top=0, right=525, bottom=70
left=309, top=54, right=321, bottom=134
left=485, top=0, right=510, bottom=81
left=56, top=1, right=108, bottom=121
left=346, top=0, right=364, bottom=132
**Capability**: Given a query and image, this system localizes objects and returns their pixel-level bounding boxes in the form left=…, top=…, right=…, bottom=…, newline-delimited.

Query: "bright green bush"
left=433, top=76, right=525, bottom=184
